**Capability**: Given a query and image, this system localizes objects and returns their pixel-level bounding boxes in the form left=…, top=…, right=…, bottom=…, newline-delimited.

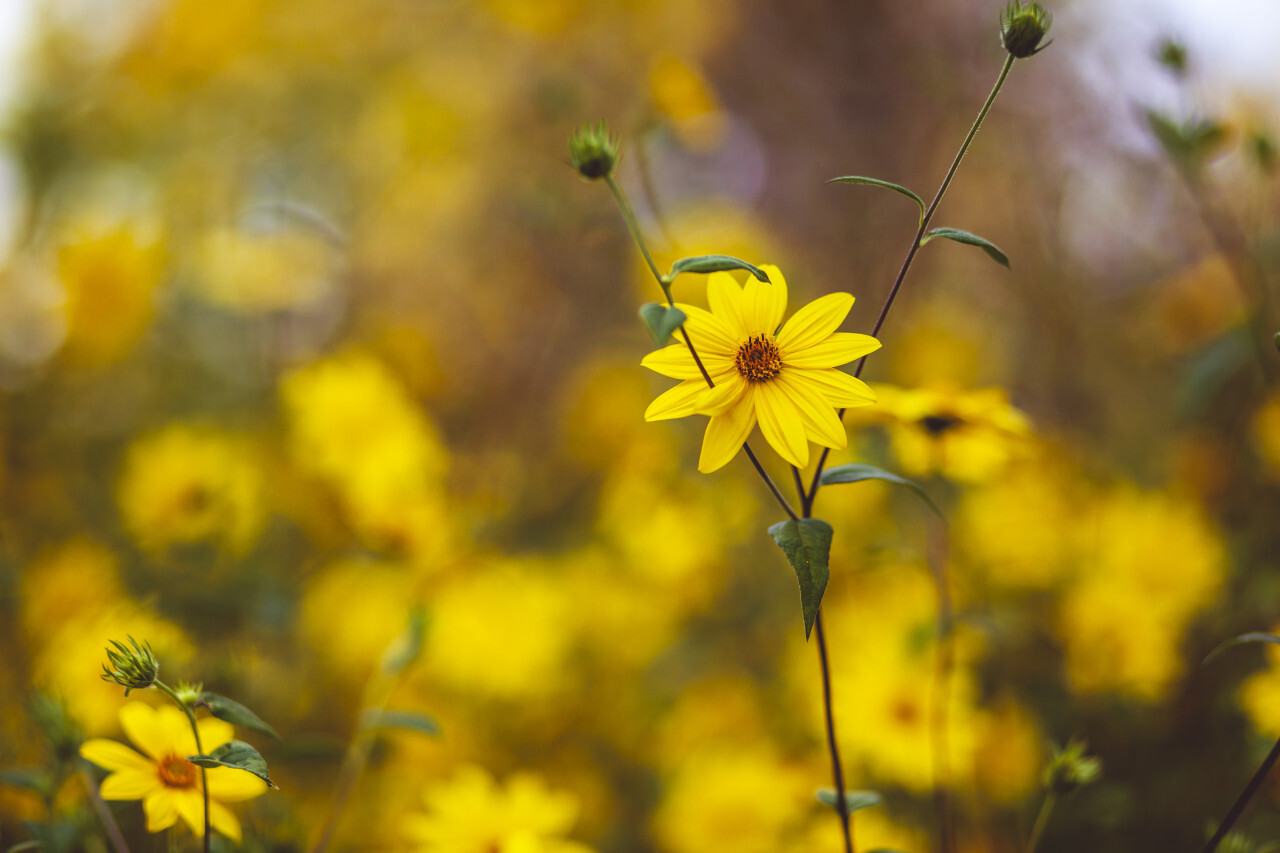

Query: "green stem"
left=1202, top=734, right=1280, bottom=853
left=81, top=766, right=132, bottom=853
left=815, top=609, right=855, bottom=853
left=605, top=174, right=665, bottom=294
left=804, top=53, right=1018, bottom=510
left=1025, top=792, right=1056, bottom=853
left=156, top=680, right=210, bottom=853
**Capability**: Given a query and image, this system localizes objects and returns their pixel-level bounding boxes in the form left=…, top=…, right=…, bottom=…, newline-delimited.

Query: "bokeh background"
left=2, top=0, right=1280, bottom=851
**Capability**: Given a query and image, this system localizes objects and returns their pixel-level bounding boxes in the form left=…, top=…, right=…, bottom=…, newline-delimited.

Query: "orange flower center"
left=157, top=755, right=198, bottom=789
left=734, top=335, right=782, bottom=383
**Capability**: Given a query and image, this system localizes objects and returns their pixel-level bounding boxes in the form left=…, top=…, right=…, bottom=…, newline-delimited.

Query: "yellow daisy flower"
left=80, top=701, right=268, bottom=841
left=642, top=266, right=880, bottom=472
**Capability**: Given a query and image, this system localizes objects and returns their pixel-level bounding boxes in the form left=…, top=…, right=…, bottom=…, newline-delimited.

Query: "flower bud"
left=568, top=121, right=620, bottom=180
left=1042, top=737, right=1101, bottom=795
left=1000, top=1, right=1052, bottom=59
left=100, top=635, right=159, bottom=695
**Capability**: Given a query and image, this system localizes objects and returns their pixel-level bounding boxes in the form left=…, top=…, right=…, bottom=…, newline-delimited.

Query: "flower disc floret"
left=641, top=265, right=881, bottom=472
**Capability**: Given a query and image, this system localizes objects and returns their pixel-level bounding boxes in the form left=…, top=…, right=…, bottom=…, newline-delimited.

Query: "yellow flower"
left=404, top=765, right=594, bottom=853
left=642, top=267, right=880, bottom=472
left=80, top=702, right=267, bottom=841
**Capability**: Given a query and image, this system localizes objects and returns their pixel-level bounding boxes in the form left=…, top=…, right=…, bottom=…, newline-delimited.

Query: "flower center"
left=157, top=755, right=198, bottom=789
left=921, top=414, right=964, bottom=435
left=734, top=334, right=782, bottom=383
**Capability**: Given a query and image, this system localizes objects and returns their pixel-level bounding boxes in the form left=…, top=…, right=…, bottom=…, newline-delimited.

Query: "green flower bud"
left=1042, top=737, right=1101, bottom=795
left=100, top=635, right=159, bottom=695
left=1000, top=1, right=1053, bottom=59
left=1156, top=38, right=1189, bottom=76
left=175, top=681, right=204, bottom=707
left=29, top=693, right=83, bottom=764
left=568, top=121, right=620, bottom=181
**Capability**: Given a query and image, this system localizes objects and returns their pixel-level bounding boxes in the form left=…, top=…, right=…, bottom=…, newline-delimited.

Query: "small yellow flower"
left=642, top=266, right=880, bottom=472
left=80, top=702, right=267, bottom=841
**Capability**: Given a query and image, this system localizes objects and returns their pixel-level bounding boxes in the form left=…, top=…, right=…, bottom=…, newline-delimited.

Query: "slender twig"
left=815, top=610, right=855, bottom=853
left=806, top=54, right=1018, bottom=507
left=155, top=681, right=210, bottom=853
left=81, top=766, right=132, bottom=853
left=1202, top=734, right=1280, bottom=853
left=1024, top=792, right=1056, bottom=853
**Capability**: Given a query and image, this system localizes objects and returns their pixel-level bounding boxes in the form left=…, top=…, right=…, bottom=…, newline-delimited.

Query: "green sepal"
left=188, top=740, right=277, bottom=789
left=361, top=709, right=442, bottom=737
left=381, top=606, right=429, bottom=676
left=815, top=787, right=883, bottom=813
left=768, top=518, right=833, bottom=640
left=827, top=176, right=925, bottom=221
left=197, top=693, right=279, bottom=740
left=1203, top=632, right=1280, bottom=665
left=820, top=464, right=946, bottom=522
left=661, top=255, right=770, bottom=286
left=921, top=228, right=1010, bottom=269
left=639, top=303, right=688, bottom=346
left=0, top=768, right=54, bottom=798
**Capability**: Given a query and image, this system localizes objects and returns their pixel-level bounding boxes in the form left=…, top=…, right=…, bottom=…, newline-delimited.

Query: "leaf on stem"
left=827, top=176, right=925, bottom=221
left=662, top=255, right=770, bottom=285
left=1204, top=632, right=1280, bottom=665
left=820, top=464, right=946, bottom=522
left=0, top=767, right=53, bottom=798
left=188, top=741, right=278, bottom=789
left=920, top=228, right=1010, bottom=269
left=198, top=693, right=279, bottom=740
left=361, top=709, right=442, bottom=737
left=768, top=518, right=833, bottom=640
left=639, top=303, right=688, bottom=346
left=815, top=787, right=883, bottom=813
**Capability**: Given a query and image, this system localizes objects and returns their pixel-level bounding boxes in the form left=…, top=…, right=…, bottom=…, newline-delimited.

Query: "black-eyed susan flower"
left=642, top=266, right=880, bottom=472
left=80, top=701, right=267, bottom=841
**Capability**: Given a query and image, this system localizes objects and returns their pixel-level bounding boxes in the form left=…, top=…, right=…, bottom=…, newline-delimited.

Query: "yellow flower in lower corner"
left=80, top=702, right=267, bottom=841
left=642, top=266, right=880, bottom=472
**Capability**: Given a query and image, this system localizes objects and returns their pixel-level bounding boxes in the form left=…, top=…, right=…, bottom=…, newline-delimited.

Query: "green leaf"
left=663, top=255, right=770, bottom=285
left=827, top=176, right=925, bottom=219
left=198, top=693, right=279, bottom=740
left=820, top=464, right=946, bottom=522
left=362, top=709, right=442, bottom=737
left=816, top=787, right=883, bottom=813
left=188, top=740, right=277, bottom=789
left=920, top=228, right=1010, bottom=269
left=7, top=841, right=46, bottom=852
left=381, top=605, right=429, bottom=676
left=768, top=518, right=834, bottom=640
left=1146, top=110, right=1230, bottom=167
left=0, top=768, right=53, bottom=797
left=639, top=303, right=688, bottom=346
left=1204, top=632, right=1280, bottom=665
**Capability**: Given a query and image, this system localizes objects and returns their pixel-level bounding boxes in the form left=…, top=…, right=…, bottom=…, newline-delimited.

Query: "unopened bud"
left=100, top=636, right=159, bottom=695
left=1000, top=1, right=1053, bottom=59
left=568, top=121, right=620, bottom=181
left=1043, top=737, right=1101, bottom=795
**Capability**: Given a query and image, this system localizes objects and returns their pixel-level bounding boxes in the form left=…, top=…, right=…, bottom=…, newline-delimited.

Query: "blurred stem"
left=803, top=53, right=1017, bottom=512
left=815, top=609, right=855, bottom=853
left=1202, top=734, right=1280, bottom=853
left=604, top=172, right=799, bottom=520
left=928, top=521, right=956, bottom=853
left=155, top=680, right=210, bottom=853
left=1024, top=792, right=1056, bottom=853
left=81, top=766, right=132, bottom=853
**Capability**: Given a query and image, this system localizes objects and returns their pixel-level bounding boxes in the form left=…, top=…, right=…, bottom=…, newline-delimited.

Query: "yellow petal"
left=205, top=766, right=268, bottom=802
left=742, top=264, right=787, bottom=334
left=706, top=271, right=747, bottom=336
left=195, top=716, right=235, bottom=751
left=776, top=372, right=848, bottom=450
left=698, top=390, right=757, bottom=473
left=790, top=367, right=877, bottom=407
left=645, top=379, right=706, bottom=421
left=120, top=702, right=173, bottom=761
left=782, top=332, right=881, bottom=369
left=173, top=787, right=207, bottom=837
left=641, top=344, right=702, bottom=379
left=673, top=303, right=739, bottom=355
left=208, top=800, right=244, bottom=842
left=100, top=769, right=159, bottom=800
left=81, top=739, right=153, bottom=774
left=143, top=789, right=180, bottom=832
left=776, top=292, right=854, bottom=352
left=695, top=373, right=748, bottom=416
left=755, top=381, right=809, bottom=468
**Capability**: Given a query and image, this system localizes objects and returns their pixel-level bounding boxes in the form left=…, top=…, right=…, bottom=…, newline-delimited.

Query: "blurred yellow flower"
left=191, top=227, right=336, bottom=315
left=873, top=384, right=1031, bottom=483
left=404, top=764, right=594, bottom=853
left=298, top=558, right=416, bottom=683
left=80, top=701, right=267, bottom=841
left=1250, top=390, right=1280, bottom=480
left=1238, top=634, right=1280, bottom=737
left=643, top=267, right=880, bottom=472
left=117, top=424, right=266, bottom=555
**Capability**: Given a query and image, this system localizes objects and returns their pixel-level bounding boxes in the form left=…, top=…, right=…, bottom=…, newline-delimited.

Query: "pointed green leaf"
left=198, top=693, right=278, bottom=740
left=921, top=228, right=1009, bottom=269
left=816, top=787, right=883, bottom=813
left=820, top=464, right=946, bottom=522
left=362, top=709, right=442, bottom=737
left=188, top=740, right=277, bottom=789
left=664, top=255, right=770, bottom=284
left=1204, top=632, right=1280, bottom=665
left=827, top=176, right=925, bottom=219
left=7, top=841, right=46, bottom=852
left=639, top=303, right=688, bottom=346
left=0, top=768, right=53, bottom=797
left=381, top=606, right=429, bottom=676
left=768, top=518, right=833, bottom=639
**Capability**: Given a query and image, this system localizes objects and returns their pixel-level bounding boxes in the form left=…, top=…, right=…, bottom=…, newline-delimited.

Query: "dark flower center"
left=734, top=335, right=782, bottom=383
left=158, top=755, right=198, bottom=789
left=921, top=414, right=964, bottom=435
